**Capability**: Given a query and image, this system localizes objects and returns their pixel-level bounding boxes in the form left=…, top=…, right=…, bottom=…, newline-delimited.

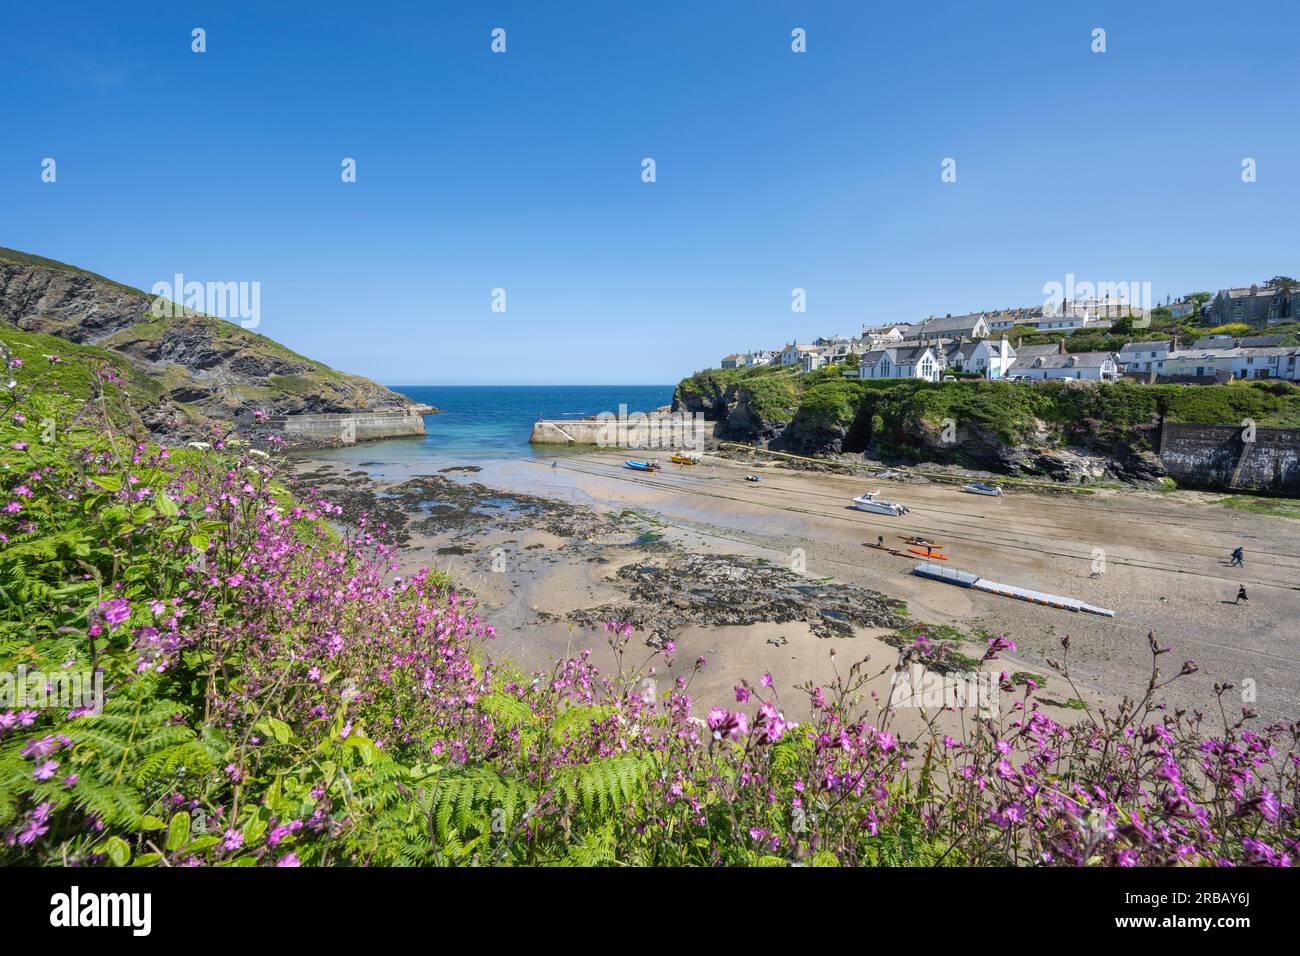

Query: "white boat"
left=961, top=482, right=1003, bottom=497
left=852, top=494, right=909, bottom=516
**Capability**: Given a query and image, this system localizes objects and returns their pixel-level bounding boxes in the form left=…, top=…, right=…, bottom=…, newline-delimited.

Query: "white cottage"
left=856, top=345, right=942, bottom=382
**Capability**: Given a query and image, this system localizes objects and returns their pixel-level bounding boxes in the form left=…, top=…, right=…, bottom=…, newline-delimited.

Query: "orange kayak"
left=908, top=548, right=948, bottom=560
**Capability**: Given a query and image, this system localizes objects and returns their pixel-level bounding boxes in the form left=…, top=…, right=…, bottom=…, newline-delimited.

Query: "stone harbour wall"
left=530, top=416, right=712, bottom=449
left=268, top=410, right=426, bottom=445
left=1159, top=423, right=1300, bottom=492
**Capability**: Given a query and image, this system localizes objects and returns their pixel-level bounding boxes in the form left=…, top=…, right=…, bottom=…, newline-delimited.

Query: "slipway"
left=911, top=563, right=1115, bottom=618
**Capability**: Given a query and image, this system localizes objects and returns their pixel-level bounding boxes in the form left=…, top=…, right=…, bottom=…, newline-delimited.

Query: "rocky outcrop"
left=675, top=368, right=1174, bottom=486
left=672, top=376, right=789, bottom=443
left=0, top=248, right=428, bottom=445
left=898, top=419, right=1168, bottom=485
left=569, top=552, right=908, bottom=643
left=0, top=255, right=149, bottom=341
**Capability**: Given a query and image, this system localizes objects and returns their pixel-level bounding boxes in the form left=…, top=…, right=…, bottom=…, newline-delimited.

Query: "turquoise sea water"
left=309, top=385, right=676, bottom=468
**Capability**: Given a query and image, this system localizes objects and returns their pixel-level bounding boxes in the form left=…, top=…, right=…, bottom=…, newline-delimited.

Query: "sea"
left=302, top=384, right=676, bottom=471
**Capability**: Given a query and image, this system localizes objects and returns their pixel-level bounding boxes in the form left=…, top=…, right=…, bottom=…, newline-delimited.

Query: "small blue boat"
left=625, top=459, right=661, bottom=472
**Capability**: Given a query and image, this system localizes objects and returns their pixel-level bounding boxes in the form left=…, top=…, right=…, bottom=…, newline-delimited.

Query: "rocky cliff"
left=0, top=248, right=428, bottom=444
left=673, top=366, right=1299, bottom=488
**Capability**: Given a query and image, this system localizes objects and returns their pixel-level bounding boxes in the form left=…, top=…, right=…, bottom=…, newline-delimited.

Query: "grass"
left=1040, top=697, right=1088, bottom=711
left=1221, top=495, right=1300, bottom=520
left=0, top=327, right=162, bottom=405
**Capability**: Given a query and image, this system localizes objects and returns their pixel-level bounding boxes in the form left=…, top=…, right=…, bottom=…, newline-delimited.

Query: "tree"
left=844, top=352, right=861, bottom=369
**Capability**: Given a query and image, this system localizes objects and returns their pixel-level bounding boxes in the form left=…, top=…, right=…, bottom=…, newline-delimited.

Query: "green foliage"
left=675, top=364, right=805, bottom=423
left=678, top=360, right=1300, bottom=460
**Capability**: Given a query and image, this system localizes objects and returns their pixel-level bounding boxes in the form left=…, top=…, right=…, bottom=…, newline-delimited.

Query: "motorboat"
left=961, top=482, right=1003, bottom=497
left=670, top=453, right=702, bottom=465
left=744, top=474, right=762, bottom=482
left=852, top=494, right=909, bottom=516
left=625, top=459, right=661, bottom=472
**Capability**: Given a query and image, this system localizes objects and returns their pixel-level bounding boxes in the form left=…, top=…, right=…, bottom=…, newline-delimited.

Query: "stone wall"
left=1159, top=423, right=1300, bottom=492
left=267, top=410, right=426, bottom=445
left=530, top=417, right=712, bottom=450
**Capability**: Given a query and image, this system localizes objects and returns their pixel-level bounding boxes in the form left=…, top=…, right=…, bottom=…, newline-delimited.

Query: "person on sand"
left=1230, top=546, right=1244, bottom=568
left=1235, top=584, right=1248, bottom=604
left=877, top=535, right=884, bottom=549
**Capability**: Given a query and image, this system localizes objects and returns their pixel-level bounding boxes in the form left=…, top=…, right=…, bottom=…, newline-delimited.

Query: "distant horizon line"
left=385, top=383, right=677, bottom=388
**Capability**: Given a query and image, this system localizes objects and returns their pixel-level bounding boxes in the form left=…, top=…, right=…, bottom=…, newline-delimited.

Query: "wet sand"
left=294, top=449, right=1300, bottom=726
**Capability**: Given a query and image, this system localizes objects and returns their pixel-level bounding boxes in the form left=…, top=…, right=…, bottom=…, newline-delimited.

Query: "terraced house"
left=1009, top=351, right=1119, bottom=382
left=908, top=312, right=990, bottom=342
left=779, top=341, right=820, bottom=366
left=1164, top=346, right=1300, bottom=381
left=1118, top=340, right=1172, bottom=373
left=1207, top=285, right=1295, bottom=326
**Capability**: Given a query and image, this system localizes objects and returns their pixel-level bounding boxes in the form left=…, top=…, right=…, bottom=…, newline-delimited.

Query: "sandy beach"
left=294, top=448, right=1300, bottom=727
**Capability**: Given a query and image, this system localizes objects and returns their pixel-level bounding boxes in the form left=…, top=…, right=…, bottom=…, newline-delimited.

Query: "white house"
left=911, top=312, right=990, bottom=341
left=779, top=342, right=819, bottom=366
left=938, top=338, right=1016, bottom=379
left=1117, top=340, right=1171, bottom=373
left=1164, top=347, right=1300, bottom=382
left=1036, top=313, right=1093, bottom=332
left=985, top=308, right=1043, bottom=333
left=800, top=349, right=830, bottom=373
left=1009, top=352, right=1118, bottom=382
left=862, top=324, right=909, bottom=345
left=856, top=345, right=942, bottom=382
left=1046, top=297, right=1144, bottom=322
left=744, top=350, right=776, bottom=368
left=970, top=339, right=1016, bottom=379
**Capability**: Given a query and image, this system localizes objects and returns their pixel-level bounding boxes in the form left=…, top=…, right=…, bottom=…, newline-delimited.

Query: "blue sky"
left=2, top=1, right=1298, bottom=385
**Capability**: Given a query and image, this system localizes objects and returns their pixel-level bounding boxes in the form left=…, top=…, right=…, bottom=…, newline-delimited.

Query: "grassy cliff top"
left=1, top=247, right=420, bottom=427
left=0, top=246, right=148, bottom=297
left=678, top=363, right=1300, bottom=446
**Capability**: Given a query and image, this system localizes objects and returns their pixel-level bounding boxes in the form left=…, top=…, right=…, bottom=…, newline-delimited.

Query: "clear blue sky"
left=2, top=1, right=1298, bottom=385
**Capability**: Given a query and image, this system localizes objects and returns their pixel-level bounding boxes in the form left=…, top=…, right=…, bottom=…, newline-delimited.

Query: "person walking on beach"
left=1235, top=584, right=1249, bottom=604
left=1230, top=546, right=1244, bottom=568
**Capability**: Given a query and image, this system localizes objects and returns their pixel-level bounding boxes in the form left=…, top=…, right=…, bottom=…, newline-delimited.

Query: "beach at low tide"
left=294, top=445, right=1300, bottom=726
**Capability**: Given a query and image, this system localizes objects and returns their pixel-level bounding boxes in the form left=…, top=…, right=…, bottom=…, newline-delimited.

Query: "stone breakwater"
left=530, top=414, right=712, bottom=449
left=267, top=409, right=428, bottom=446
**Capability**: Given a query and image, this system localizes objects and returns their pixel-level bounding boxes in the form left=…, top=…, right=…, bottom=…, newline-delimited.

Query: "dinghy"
left=852, top=495, right=909, bottom=516
left=744, top=474, right=763, bottom=482
left=625, top=459, right=661, bottom=472
left=962, top=482, right=1003, bottom=497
